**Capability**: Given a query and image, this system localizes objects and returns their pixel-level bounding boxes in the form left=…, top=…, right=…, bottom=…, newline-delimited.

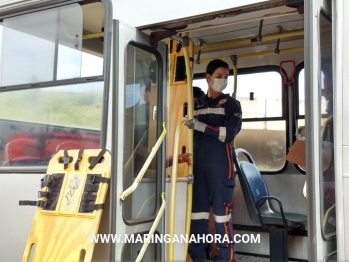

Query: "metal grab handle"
left=135, top=192, right=166, bottom=262
left=120, top=122, right=167, bottom=201
left=280, top=60, right=296, bottom=85
left=255, top=196, right=288, bottom=229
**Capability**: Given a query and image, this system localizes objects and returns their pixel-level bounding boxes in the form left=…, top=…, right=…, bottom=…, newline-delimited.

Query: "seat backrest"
left=4, top=139, right=48, bottom=162
left=55, top=141, right=86, bottom=152
left=233, top=148, right=269, bottom=224
left=240, top=162, right=269, bottom=206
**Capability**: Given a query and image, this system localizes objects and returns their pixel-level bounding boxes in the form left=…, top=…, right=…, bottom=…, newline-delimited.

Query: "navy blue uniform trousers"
left=189, top=140, right=236, bottom=262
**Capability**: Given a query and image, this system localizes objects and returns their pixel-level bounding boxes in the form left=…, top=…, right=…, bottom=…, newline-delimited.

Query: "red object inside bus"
left=3, top=132, right=100, bottom=164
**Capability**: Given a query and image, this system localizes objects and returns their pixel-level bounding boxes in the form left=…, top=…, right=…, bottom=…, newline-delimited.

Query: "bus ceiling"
left=137, top=0, right=304, bottom=32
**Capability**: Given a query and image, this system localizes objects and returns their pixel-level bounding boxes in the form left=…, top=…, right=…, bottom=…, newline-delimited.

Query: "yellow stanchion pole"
left=168, top=121, right=187, bottom=261
left=136, top=192, right=166, bottom=262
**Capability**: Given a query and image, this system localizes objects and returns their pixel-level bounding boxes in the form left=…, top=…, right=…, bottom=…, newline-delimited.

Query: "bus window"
left=193, top=69, right=286, bottom=172
left=0, top=4, right=82, bottom=86
left=123, top=43, right=159, bottom=222
left=0, top=83, right=103, bottom=167
left=0, top=2, right=107, bottom=168
left=319, top=9, right=335, bottom=240
left=296, top=68, right=306, bottom=171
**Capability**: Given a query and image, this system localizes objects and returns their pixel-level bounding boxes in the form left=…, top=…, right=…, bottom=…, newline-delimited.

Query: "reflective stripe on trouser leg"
left=213, top=201, right=235, bottom=262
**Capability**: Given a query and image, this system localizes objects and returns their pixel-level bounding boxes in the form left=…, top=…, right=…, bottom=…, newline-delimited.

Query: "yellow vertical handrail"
left=183, top=32, right=194, bottom=261
left=168, top=121, right=187, bottom=261
left=136, top=192, right=166, bottom=262
left=167, top=32, right=194, bottom=262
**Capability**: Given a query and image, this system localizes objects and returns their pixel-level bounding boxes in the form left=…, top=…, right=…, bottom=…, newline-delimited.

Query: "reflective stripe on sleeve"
left=219, top=127, right=226, bottom=142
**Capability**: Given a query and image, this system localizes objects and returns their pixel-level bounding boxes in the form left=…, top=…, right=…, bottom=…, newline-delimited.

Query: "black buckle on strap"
left=74, top=149, right=84, bottom=170
left=38, top=191, right=49, bottom=198
left=80, top=203, right=104, bottom=212
left=40, top=174, right=53, bottom=188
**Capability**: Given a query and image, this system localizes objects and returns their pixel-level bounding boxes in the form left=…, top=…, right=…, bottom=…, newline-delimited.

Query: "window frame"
left=294, top=62, right=306, bottom=174
left=121, top=40, right=165, bottom=226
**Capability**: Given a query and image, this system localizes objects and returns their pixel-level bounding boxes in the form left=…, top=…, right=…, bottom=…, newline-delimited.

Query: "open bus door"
left=108, top=20, right=168, bottom=262
left=305, top=1, right=337, bottom=261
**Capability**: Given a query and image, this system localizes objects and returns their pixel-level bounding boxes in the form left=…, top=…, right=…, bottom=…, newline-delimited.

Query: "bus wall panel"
left=234, top=230, right=307, bottom=260
left=343, top=175, right=349, bottom=261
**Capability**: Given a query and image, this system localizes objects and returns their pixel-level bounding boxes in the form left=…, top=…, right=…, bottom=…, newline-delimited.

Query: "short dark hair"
left=193, top=86, right=205, bottom=99
left=205, top=59, right=229, bottom=75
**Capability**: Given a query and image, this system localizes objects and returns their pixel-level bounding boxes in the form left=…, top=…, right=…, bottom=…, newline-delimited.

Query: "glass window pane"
left=298, top=69, right=305, bottom=116
left=193, top=70, right=284, bottom=172
left=0, top=4, right=83, bottom=86
left=235, top=120, right=286, bottom=171
left=319, top=10, right=335, bottom=239
left=193, top=71, right=282, bottom=118
left=0, top=82, right=103, bottom=167
left=123, top=44, right=159, bottom=221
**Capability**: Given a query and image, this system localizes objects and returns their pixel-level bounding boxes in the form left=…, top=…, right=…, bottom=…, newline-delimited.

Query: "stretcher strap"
left=85, top=184, right=100, bottom=192
left=89, top=149, right=107, bottom=170
left=40, top=174, right=53, bottom=188
left=79, top=173, right=109, bottom=213
left=80, top=203, right=104, bottom=212
left=88, top=174, right=110, bottom=184
left=62, top=150, right=70, bottom=169
left=19, top=200, right=47, bottom=208
left=74, top=149, right=84, bottom=170
left=82, top=192, right=97, bottom=201
left=19, top=173, right=65, bottom=211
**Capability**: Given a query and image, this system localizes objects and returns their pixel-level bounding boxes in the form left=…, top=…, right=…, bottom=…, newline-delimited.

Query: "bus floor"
left=235, top=254, right=269, bottom=262
left=205, top=254, right=270, bottom=262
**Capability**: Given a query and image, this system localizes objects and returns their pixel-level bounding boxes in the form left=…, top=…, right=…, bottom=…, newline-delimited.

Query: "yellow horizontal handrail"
left=194, top=29, right=304, bottom=52
left=83, top=32, right=104, bottom=40
left=120, top=122, right=167, bottom=201
left=198, top=46, right=304, bottom=64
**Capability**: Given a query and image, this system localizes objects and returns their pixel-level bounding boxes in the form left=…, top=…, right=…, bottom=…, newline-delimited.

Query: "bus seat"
left=11, top=156, right=48, bottom=166
left=233, top=148, right=306, bottom=228
left=4, top=139, right=48, bottom=162
left=55, top=141, right=86, bottom=152
left=233, top=148, right=307, bottom=262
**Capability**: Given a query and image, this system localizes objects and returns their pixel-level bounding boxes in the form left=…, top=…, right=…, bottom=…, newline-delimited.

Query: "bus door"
left=110, top=20, right=167, bottom=262
left=305, top=1, right=337, bottom=261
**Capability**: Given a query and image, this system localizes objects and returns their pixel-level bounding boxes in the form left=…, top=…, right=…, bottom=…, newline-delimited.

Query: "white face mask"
left=211, top=78, right=227, bottom=92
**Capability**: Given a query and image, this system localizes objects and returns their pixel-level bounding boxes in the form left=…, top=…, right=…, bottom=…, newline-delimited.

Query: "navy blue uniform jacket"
left=194, top=93, right=242, bottom=143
